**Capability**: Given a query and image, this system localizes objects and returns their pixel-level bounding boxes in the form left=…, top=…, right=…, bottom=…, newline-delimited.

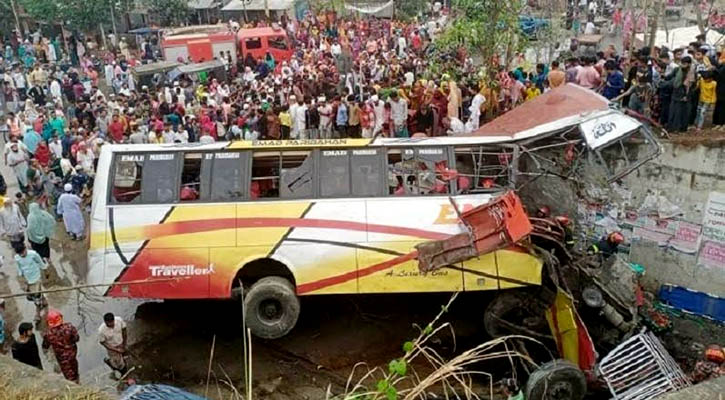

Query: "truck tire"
left=525, top=360, right=586, bottom=400
left=244, top=277, right=300, bottom=340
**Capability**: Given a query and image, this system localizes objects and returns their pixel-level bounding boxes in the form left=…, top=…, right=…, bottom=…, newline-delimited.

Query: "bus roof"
left=99, top=108, right=639, bottom=154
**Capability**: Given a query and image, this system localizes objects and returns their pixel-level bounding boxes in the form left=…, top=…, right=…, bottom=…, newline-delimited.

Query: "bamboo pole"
left=10, top=0, right=22, bottom=37
left=0, top=277, right=191, bottom=299
left=205, top=334, right=217, bottom=398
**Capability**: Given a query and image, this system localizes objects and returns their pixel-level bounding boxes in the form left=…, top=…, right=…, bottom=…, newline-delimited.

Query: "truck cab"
left=237, top=27, right=293, bottom=63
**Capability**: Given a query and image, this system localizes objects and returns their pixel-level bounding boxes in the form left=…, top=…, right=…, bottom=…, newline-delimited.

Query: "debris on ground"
left=658, top=285, right=725, bottom=323
left=598, top=331, right=691, bottom=400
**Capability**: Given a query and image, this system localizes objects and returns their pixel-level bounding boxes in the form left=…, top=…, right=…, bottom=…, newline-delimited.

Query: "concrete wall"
left=622, top=143, right=725, bottom=222
left=600, top=141, right=725, bottom=296
left=659, top=376, right=725, bottom=400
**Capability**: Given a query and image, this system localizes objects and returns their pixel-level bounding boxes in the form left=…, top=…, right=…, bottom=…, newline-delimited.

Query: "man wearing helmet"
left=589, top=232, right=624, bottom=259
left=42, top=310, right=80, bottom=383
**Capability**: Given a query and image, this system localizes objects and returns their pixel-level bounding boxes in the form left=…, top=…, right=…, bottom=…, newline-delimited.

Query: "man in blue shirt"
left=603, top=60, right=625, bottom=100
left=14, top=243, right=48, bottom=323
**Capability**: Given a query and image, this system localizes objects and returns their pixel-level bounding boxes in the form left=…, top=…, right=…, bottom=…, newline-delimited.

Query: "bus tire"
left=525, top=360, right=586, bottom=400
left=244, top=276, right=300, bottom=340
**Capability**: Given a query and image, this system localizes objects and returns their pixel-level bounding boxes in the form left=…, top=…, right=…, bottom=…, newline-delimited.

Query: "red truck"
left=161, top=25, right=294, bottom=64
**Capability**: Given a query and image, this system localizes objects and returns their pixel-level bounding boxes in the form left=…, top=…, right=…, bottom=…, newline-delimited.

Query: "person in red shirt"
left=411, top=31, right=422, bottom=54
left=108, top=114, right=125, bottom=143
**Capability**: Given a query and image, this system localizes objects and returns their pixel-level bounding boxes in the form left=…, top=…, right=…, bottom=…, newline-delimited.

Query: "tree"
left=142, top=0, right=191, bottom=26
left=434, top=0, right=525, bottom=76
left=18, top=0, right=113, bottom=32
left=0, top=0, right=22, bottom=33
left=396, top=0, right=429, bottom=20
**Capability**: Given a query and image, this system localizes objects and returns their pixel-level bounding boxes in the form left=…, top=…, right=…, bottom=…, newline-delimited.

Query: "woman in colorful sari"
left=447, top=80, right=462, bottom=120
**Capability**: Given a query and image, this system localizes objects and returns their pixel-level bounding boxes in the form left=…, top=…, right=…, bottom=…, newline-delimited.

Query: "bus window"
left=142, top=153, right=178, bottom=203
left=251, top=152, right=280, bottom=199
left=280, top=151, right=313, bottom=198
left=245, top=37, right=262, bottom=50
left=180, top=153, right=203, bottom=201
left=211, top=152, right=247, bottom=202
left=112, top=154, right=144, bottom=204
left=252, top=151, right=314, bottom=199
left=454, top=147, right=511, bottom=193
left=268, top=36, right=288, bottom=50
left=319, top=150, right=350, bottom=197
left=387, top=148, right=450, bottom=196
left=351, top=149, right=383, bottom=197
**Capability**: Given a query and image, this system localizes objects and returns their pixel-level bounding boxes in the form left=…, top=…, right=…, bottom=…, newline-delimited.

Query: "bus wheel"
left=484, top=290, right=551, bottom=339
left=244, top=277, right=300, bottom=340
left=525, top=360, right=586, bottom=400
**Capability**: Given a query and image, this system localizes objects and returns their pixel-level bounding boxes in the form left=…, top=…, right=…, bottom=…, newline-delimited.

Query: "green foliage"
left=402, top=341, right=414, bottom=354
left=388, top=359, right=407, bottom=377
left=17, top=0, right=114, bottom=31
left=142, top=0, right=191, bottom=26
left=435, top=0, right=526, bottom=73
left=17, top=0, right=60, bottom=25
left=310, top=0, right=344, bottom=13
left=0, top=0, right=19, bottom=32
left=395, top=0, right=428, bottom=20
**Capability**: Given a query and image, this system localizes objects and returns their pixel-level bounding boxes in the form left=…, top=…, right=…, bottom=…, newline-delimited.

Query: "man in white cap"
left=318, top=96, right=333, bottom=139
left=57, top=184, right=85, bottom=241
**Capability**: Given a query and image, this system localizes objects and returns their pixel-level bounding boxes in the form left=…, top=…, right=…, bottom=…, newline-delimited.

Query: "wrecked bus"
left=88, top=85, right=661, bottom=400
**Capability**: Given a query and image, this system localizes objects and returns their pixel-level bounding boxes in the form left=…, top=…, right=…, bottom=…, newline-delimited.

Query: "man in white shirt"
left=12, top=68, right=26, bottom=99
left=173, top=126, right=189, bottom=143
left=389, top=92, right=408, bottom=137
left=50, top=79, right=62, bottom=105
left=588, top=0, right=598, bottom=16
left=318, top=97, right=333, bottom=139
left=397, top=35, right=407, bottom=58
left=161, top=123, right=175, bottom=144
left=330, top=40, right=342, bottom=58
left=372, top=95, right=385, bottom=136
left=104, top=62, right=114, bottom=88
left=49, top=136, right=63, bottom=159
left=444, top=116, right=469, bottom=136
left=99, top=313, right=127, bottom=374
left=292, top=98, right=308, bottom=139
left=404, top=71, right=415, bottom=87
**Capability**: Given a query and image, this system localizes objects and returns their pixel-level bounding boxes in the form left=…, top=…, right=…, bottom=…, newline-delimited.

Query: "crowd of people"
left=0, top=0, right=724, bottom=385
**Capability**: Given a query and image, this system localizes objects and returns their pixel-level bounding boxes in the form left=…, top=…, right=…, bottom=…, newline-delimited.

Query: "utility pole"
left=10, top=0, right=22, bottom=36
left=647, top=0, right=663, bottom=51
left=110, top=0, right=118, bottom=39
left=100, top=23, right=108, bottom=50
